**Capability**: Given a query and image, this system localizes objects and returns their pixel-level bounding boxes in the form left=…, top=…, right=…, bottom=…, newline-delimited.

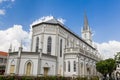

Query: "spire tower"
left=83, top=12, right=89, bottom=31
left=82, top=12, right=92, bottom=45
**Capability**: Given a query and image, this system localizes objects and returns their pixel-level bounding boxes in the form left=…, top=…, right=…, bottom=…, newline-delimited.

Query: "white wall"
left=19, top=54, right=38, bottom=76
left=43, top=35, right=56, bottom=56
left=40, top=57, right=56, bottom=76
left=64, top=58, right=77, bottom=76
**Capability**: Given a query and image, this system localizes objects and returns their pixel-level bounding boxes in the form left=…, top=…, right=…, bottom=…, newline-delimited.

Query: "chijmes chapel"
left=5, top=14, right=101, bottom=77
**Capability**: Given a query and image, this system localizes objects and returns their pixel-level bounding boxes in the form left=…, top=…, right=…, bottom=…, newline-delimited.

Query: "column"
left=37, top=49, right=42, bottom=76
left=79, top=62, right=82, bottom=77
left=83, top=58, right=85, bottom=77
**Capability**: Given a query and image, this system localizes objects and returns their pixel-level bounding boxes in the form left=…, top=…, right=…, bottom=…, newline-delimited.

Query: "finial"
left=8, top=43, right=12, bottom=52
left=9, top=43, right=12, bottom=50
left=20, top=40, right=22, bottom=48
left=18, top=40, right=23, bottom=52
left=13, top=47, right=15, bottom=52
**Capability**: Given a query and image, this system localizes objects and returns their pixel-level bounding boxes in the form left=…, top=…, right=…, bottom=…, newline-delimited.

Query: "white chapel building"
left=5, top=14, right=101, bottom=77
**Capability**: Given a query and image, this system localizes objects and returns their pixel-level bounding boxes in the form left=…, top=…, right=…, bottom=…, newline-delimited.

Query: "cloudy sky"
left=0, top=0, right=120, bottom=59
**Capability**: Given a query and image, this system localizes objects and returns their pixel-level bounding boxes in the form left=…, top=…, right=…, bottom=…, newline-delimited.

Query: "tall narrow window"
left=10, top=65, right=15, bottom=74
left=67, top=38, right=69, bottom=46
left=68, top=61, right=70, bottom=72
left=26, top=62, right=31, bottom=76
left=64, top=62, right=66, bottom=71
left=60, top=39, right=62, bottom=57
left=36, top=37, right=39, bottom=52
left=47, top=36, right=52, bottom=55
left=10, top=60, right=15, bottom=74
left=73, top=61, right=76, bottom=72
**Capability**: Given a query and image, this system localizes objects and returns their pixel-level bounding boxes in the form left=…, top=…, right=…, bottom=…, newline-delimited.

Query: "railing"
left=65, top=47, right=77, bottom=53
left=64, top=47, right=100, bottom=61
left=65, top=47, right=84, bottom=53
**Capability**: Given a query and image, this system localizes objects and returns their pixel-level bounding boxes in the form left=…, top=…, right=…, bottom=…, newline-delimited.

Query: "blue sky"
left=1, top=0, right=120, bottom=58
left=1, top=0, right=120, bottom=42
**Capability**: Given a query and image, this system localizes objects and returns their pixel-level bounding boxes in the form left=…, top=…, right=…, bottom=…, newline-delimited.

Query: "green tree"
left=96, top=58, right=116, bottom=79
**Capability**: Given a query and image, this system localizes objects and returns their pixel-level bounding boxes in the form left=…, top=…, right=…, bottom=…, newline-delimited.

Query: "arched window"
left=26, top=62, right=31, bottom=76
left=36, top=37, right=39, bottom=52
left=68, top=61, right=70, bottom=72
left=73, top=61, right=76, bottom=72
left=81, top=63, right=83, bottom=74
left=47, top=36, right=52, bottom=55
left=67, top=37, right=69, bottom=46
left=64, top=62, right=66, bottom=71
left=60, top=39, right=62, bottom=57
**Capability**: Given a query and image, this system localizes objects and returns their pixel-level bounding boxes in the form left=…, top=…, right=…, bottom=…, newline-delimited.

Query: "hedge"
left=0, top=75, right=99, bottom=80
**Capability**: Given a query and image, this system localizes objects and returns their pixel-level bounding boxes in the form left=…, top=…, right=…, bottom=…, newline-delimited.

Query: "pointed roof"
left=32, top=17, right=64, bottom=27
left=44, top=18, right=64, bottom=26
left=32, top=16, right=95, bottom=49
left=83, top=12, right=89, bottom=31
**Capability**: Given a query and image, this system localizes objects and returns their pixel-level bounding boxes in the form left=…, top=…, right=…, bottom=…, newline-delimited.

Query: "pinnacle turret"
left=82, top=12, right=92, bottom=45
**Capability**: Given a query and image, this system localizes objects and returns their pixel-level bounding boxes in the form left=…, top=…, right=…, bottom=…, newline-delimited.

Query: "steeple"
left=83, top=12, right=89, bottom=31
left=82, top=12, right=92, bottom=45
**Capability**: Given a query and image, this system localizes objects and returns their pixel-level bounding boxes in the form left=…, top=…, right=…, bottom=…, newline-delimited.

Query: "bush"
left=0, top=75, right=100, bottom=80
left=90, top=76, right=99, bottom=80
left=0, top=75, right=5, bottom=80
left=76, top=76, right=87, bottom=80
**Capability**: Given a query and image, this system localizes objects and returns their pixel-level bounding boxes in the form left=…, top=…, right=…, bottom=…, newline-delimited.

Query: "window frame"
left=47, top=36, right=52, bottom=55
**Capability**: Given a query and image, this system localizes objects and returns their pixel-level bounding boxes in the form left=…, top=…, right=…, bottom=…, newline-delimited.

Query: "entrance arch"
left=25, top=62, right=32, bottom=76
left=116, top=72, right=120, bottom=79
left=43, top=63, right=49, bottom=76
left=10, top=60, right=15, bottom=74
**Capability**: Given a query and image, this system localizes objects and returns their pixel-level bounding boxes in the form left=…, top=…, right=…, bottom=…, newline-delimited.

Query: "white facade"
left=6, top=15, right=101, bottom=77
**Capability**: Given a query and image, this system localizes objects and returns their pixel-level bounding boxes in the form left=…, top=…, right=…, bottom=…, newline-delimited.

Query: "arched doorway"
left=43, top=63, right=49, bottom=76
left=87, top=67, right=90, bottom=74
left=86, top=64, right=91, bottom=76
left=116, top=72, right=120, bottom=79
left=26, top=62, right=31, bottom=76
left=10, top=60, right=15, bottom=74
left=10, top=65, right=15, bottom=74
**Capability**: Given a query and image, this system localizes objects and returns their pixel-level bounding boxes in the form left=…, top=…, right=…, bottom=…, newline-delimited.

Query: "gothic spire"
left=83, top=12, right=89, bottom=31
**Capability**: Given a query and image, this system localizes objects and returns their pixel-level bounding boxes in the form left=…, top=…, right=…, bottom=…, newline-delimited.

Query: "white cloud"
left=0, top=9, right=5, bottom=15
left=95, top=40, right=120, bottom=59
left=0, top=0, right=6, bottom=3
left=31, top=16, right=53, bottom=26
left=0, top=0, right=15, bottom=3
left=11, top=0, right=15, bottom=2
left=0, top=25, right=31, bottom=52
left=0, top=0, right=15, bottom=15
left=31, top=15, right=65, bottom=26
